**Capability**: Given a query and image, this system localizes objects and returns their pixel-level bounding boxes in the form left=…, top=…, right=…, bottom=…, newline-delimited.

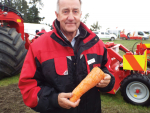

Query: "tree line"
left=1, top=0, right=44, bottom=23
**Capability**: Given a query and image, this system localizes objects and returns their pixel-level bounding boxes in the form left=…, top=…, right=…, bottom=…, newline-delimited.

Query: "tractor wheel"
left=148, top=61, right=150, bottom=69
left=0, top=26, right=27, bottom=79
left=122, top=37, right=126, bottom=40
left=120, top=74, right=150, bottom=106
left=148, top=61, right=150, bottom=77
left=110, top=37, right=115, bottom=41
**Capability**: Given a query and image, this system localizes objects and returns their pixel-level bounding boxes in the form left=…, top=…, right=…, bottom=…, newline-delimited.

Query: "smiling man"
left=19, top=0, right=115, bottom=113
left=55, top=0, right=82, bottom=42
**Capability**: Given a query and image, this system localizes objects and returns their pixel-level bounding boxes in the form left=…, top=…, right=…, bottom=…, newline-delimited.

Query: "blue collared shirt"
left=61, top=29, right=80, bottom=47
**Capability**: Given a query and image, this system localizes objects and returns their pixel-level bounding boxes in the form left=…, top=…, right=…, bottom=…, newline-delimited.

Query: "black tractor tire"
left=148, top=61, right=150, bottom=77
left=120, top=74, right=150, bottom=106
left=148, top=61, right=150, bottom=67
left=0, top=26, right=27, bottom=79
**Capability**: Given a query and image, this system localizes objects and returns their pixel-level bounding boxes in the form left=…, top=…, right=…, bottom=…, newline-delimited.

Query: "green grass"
left=101, top=91, right=150, bottom=113
left=0, top=74, right=20, bottom=87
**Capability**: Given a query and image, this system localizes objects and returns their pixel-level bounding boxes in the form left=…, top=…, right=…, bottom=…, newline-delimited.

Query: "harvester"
left=105, top=42, right=150, bottom=106
left=0, top=3, right=30, bottom=79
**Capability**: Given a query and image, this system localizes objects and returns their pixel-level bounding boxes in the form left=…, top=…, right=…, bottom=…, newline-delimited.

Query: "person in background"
left=36, top=27, right=47, bottom=37
left=19, top=0, right=115, bottom=113
left=35, top=30, right=39, bottom=34
left=127, top=32, right=130, bottom=40
left=32, top=28, right=46, bottom=42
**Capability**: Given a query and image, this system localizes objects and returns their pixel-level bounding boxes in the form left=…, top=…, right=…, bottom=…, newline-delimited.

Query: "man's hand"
left=58, top=93, right=80, bottom=109
left=96, top=73, right=111, bottom=88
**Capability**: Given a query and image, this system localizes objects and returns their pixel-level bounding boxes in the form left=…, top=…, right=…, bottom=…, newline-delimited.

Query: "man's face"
left=55, top=0, right=82, bottom=33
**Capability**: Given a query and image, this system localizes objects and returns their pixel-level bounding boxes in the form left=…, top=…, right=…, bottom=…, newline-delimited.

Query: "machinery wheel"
left=148, top=61, right=150, bottom=69
left=120, top=74, right=150, bottom=106
left=110, top=37, right=115, bottom=41
left=148, top=61, right=150, bottom=77
left=0, top=26, right=27, bottom=79
left=122, top=37, right=126, bottom=40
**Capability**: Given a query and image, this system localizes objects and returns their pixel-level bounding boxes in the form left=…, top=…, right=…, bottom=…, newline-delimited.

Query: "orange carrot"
left=70, top=67, right=106, bottom=102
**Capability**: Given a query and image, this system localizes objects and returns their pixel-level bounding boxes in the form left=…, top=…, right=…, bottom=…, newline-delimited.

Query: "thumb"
left=62, top=93, right=73, bottom=98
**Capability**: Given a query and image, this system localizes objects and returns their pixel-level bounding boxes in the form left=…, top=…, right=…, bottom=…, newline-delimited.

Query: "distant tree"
left=26, top=0, right=45, bottom=23
left=2, top=0, right=44, bottom=23
left=27, top=5, right=45, bottom=23
left=81, top=13, right=89, bottom=24
left=90, top=21, right=101, bottom=31
left=29, top=0, right=43, bottom=7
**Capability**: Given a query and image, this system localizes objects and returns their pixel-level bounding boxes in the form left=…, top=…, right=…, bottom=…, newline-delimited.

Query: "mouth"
left=66, top=23, right=75, bottom=25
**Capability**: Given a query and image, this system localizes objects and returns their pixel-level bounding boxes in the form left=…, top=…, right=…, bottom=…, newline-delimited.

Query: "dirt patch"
left=0, top=84, right=36, bottom=113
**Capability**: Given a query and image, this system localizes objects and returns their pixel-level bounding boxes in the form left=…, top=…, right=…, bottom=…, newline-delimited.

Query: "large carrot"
left=70, top=67, right=106, bottom=102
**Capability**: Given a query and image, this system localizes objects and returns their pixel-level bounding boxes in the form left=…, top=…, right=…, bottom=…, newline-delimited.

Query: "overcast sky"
left=39, top=0, right=150, bottom=31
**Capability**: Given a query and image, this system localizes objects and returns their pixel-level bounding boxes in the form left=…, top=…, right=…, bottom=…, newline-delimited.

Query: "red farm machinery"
left=0, top=3, right=31, bottom=79
left=105, top=41, right=150, bottom=106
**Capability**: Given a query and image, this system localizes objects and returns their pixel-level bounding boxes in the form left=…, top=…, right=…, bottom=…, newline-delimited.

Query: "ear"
left=55, top=11, right=60, bottom=21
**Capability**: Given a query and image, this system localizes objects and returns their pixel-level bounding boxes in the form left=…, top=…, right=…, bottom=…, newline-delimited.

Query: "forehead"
left=59, top=0, right=81, bottom=10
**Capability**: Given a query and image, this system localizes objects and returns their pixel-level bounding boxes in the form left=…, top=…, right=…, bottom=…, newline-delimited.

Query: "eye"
left=73, top=10, right=78, bottom=14
left=63, top=10, right=68, bottom=14
left=64, top=11, right=68, bottom=13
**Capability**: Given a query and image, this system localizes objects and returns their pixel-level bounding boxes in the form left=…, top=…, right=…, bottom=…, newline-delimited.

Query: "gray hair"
left=56, top=0, right=82, bottom=13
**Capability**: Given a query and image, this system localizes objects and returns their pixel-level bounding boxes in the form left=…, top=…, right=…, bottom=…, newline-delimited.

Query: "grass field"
left=0, top=38, right=150, bottom=113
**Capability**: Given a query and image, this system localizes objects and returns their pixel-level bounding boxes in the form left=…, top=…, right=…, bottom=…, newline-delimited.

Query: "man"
left=32, top=28, right=47, bottom=42
left=19, top=0, right=115, bottom=113
left=35, top=30, right=39, bottom=34
left=127, top=32, right=130, bottom=40
left=37, top=27, right=47, bottom=37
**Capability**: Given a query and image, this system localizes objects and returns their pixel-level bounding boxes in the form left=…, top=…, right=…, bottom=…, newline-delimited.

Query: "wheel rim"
left=111, top=37, right=114, bottom=41
left=126, top=81, right=149, bottom=103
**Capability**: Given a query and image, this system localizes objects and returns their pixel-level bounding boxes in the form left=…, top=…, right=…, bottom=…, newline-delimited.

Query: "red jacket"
left=19, top=20, right=115, bottom=113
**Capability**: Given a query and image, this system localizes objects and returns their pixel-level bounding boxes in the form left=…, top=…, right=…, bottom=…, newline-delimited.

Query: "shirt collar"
left=61, top=29, right=80, bottom=41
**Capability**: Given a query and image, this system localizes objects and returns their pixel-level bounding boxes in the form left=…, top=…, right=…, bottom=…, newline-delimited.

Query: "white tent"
left=24, top=23, right=51, bottom=40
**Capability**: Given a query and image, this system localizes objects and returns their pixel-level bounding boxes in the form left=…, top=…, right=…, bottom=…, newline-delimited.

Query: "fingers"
left=60, top=92, right=73, bottom=98
left=58, top=93, right=80, bottom=109
left=96, top=73, right=111, bottom=88
left=67, top=99, right=80, bottom=108
left=96, top=81, right=108, bottom=87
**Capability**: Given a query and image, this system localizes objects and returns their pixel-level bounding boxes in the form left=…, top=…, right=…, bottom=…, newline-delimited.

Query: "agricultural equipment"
left=105, top=42, right=150, bottom=106
left=135, top=42, right=150, bottom=62
left=0, top=3, right=31, bottom=79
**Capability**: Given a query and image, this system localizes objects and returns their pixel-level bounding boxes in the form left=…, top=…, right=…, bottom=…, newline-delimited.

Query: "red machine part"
left=136, top=43, right=150, bottom=61
left=0, top=8, right=30, bottom=49
left=105, top=42, right=150, bottom=94
left=105, top=42, right=131, bottom=94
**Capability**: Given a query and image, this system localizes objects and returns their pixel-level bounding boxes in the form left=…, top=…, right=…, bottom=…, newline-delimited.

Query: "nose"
left=68, top=12, right=74, bottom=20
